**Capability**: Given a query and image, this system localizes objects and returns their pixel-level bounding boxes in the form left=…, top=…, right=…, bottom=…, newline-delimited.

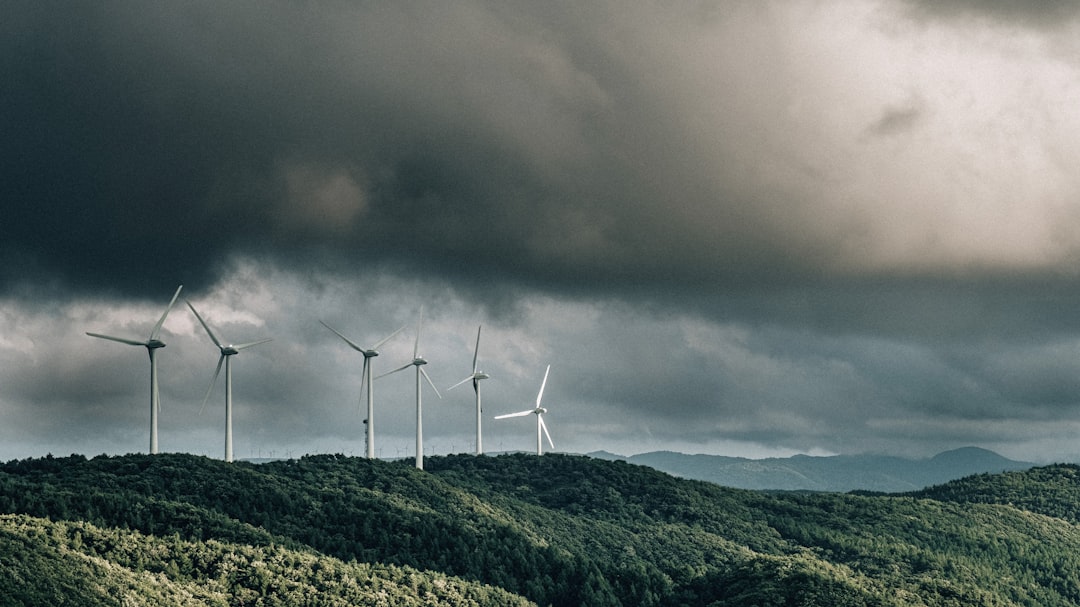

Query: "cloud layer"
left=4, top=1, right=1080, bottom=463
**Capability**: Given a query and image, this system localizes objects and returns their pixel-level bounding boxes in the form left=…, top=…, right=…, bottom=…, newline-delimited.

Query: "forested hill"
left=909, top=463, right=1080, bottom=523
left=3, top=453, right=1080, bottom=606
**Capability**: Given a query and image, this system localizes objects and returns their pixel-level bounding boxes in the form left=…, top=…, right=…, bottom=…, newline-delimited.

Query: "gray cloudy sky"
left=4, top=0, right=1080, bottom=463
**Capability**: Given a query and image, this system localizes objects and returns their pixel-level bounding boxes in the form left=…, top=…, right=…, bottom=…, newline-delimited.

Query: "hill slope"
left=0, top=513, right=527, bottom=607
left=2, top=452, right=1079, bottom=606
left=910, top=463, right=1080, bottom=522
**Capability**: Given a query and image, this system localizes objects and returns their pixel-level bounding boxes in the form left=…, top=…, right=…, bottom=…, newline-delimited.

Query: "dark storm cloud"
left=0, top=1, right=892, bottom=300
left=3, top=2, right=537, bottom=292
left=5, top=1, right=1080, bottom=463
left=5, top=0, right=1076, bottom=307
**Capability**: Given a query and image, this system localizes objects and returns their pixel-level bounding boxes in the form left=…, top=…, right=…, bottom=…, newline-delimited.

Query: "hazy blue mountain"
left=590, top=446, right=1034, bottom=492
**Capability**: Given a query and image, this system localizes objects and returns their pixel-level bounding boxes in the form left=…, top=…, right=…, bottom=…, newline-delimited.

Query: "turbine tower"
left=378, top=306, right=441, bottom=470
left=495, top=365, right=554, bottom=456
left=86, top=285, right=183, bottom=454
left=187, top=301, right=272, bottom=463
left=448, top=325, right=489, bottom=455
left=320, top=320, right=405, bottom=460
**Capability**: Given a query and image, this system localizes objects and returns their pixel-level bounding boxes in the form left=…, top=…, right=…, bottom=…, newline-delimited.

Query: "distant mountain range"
left=589, top=446, right=1034, bottom=492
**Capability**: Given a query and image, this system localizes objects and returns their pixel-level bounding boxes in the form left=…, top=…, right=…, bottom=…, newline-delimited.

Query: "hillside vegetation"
left=909, top=463, right=1080, bottom=523
left=2, top=452, right=1080, bottom=606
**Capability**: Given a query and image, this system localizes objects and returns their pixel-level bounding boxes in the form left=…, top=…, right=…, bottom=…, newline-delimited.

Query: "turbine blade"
left=372, top=325, right=407, bottom=351
left=320, top=320, right=364, bottom=352
left=186, top=302, right=224, bottom=348
left=540, top=416, right=554, bottom=449
left=420, top=367, right=442, bottom=399
left=359, top=359, right=370, bottom=411
left=447, top=375, right=473, bottom=391
left=471, top=325, right=482, bottom=373
left=535, top=365, right=551, bottom=408
left=150, top=285, right=183, bottom=340
left=86, top=332, right=148, bottom=347
left=375, top=363, right=412, bottom=379
left=153, top=375, right=161, bottom=415
left=413, top=306, right=424, bottom=358
left=234, top=338, right=272, bottom=351
left=199, top=354, right=225, bottom=415
left=494, top=409, right=534, bottom=419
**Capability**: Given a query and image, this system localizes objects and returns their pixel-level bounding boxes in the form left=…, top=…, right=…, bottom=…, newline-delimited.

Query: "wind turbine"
left=187, top=301, right=272, bottom=463
left=377, top=307, right=441, bottom=470
left=86, top=285, right=183, bottom=455
left=319, top=320, right=405, bottom=460
left=448, top=325, right=489, bottom=455
left=495, top=365, right=554, bottom=455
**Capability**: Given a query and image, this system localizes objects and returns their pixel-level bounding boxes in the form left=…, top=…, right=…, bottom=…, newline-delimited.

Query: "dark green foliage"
left=910, top=463, right=1080, bottom=522
left=0, top=513, right=531, bottom=606
left=3, top=452, right=1080, bottom=606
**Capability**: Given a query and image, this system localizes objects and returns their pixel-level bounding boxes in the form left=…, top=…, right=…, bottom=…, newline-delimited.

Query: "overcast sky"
left=4, top=1, right=1080, bottom=464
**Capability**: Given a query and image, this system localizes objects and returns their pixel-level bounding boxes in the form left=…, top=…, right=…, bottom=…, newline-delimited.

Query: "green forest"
left=2, top=452, right=1080, bottom=606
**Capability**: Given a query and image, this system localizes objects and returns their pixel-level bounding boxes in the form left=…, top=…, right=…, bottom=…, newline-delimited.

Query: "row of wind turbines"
left=86, top=286, right=557, bottom=469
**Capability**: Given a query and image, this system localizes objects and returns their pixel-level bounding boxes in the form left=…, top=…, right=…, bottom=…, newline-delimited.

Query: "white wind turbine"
left=377, top=307, right=441, bottom=470
left=495, top=365, right=554, bottom=456
left=187, top=301, right=272, bottom=463
left=319, top=320, right=405, bottom=460
left=86, top=285, right=183, bottom=455
left=448, top=325, right=489, bottom=455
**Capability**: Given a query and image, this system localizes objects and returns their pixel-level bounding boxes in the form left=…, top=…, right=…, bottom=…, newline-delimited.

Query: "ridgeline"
left=595, top=446, right=1033, bottom=492
left=2, top=452, right=1080, bottom=606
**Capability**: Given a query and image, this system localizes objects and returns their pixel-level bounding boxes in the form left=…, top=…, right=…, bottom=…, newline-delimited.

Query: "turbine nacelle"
left=215, top=339, right=273, bottom=358
left=449, top=370, right=490, bottom=391
left=146, top=339, right=167, bottom=350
